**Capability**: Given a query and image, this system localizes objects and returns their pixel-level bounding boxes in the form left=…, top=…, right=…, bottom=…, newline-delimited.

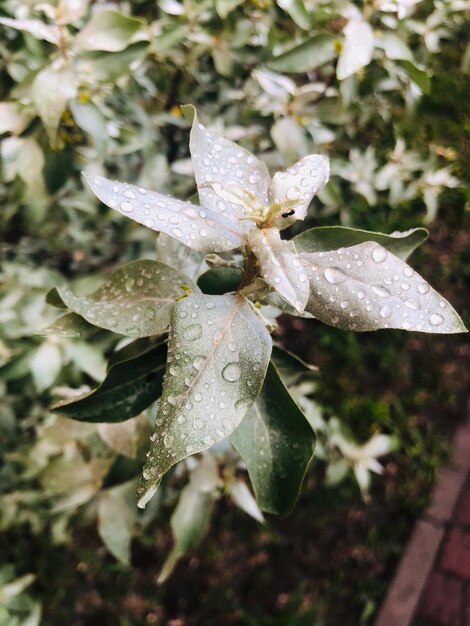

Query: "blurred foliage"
left=0, top=0, right=469, bottom=624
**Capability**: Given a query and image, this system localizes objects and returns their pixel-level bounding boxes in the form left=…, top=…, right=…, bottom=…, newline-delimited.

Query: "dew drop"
left=372, top=246, right=387, bottom=263
left=120, top=201, right=133, bottom=212
left=324, top=267, right=347, bottom=285
left=183, top=324, right=202, bottom=341
left=429, top=313, right=444, bottom=326
left=404, top=299, right=420, bottom=310
left=404, top=267, right=414, bottom=277
left=372, top=285, right=391, bottom=298
left=193, top=355, right=205, bottom=371
left=222, top=362, right=241, bottom=382
left=418, top=283, right=430, bottom=295
left=380, top=305, right=392, bottom=319
left=172, top=227, right=183, bottom=238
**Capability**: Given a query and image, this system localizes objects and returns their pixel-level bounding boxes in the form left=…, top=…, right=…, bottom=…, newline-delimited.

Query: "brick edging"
left=375, top=418, right=470, bottom=626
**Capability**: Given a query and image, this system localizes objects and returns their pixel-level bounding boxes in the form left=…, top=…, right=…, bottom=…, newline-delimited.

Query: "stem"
left=238, top=248, right=259, bottom=291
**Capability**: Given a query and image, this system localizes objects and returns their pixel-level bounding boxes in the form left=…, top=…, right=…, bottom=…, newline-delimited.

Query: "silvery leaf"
left=137, top=294, right=272, bottom=508
left=248, top=228, right=309, bottom=313
left=189, top=108, right=270, bottom=233
left=269, top=154, right=330, bottom=229
left=302, top=242, right=467, bottom=333
left=85, top=175, right=244, bottom=252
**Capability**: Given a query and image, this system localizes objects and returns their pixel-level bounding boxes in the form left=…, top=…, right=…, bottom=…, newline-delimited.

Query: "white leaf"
left=337, top=20, right=375, bottom=80
left=85, top=175, right=244, bottom=252
left=248, top=228, right=309, bottom=313
left=137, top=294, right=272, bottom=508
left=31, top=66, right=77, bottom=142
left=97, top=485, right=136, bottom=564
left=74, top=9, right=143, bottom=52
left=189, top=109, right=270, bottom=233
left=301, top=242, right=467, bottom=333
left=0, top=103, right=30, bottom=135
left=230, top=480, right=265, bottom=523
left=57, top=0, right=89, bottom=24
left=269, top=154, right=330, bottom=228
left=0, top=17, right=60, bottom=44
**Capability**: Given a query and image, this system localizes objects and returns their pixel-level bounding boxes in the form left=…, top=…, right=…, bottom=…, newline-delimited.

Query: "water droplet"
left=430, top=313, right=444, bottom=326
left=380, top=305, right=392, bottom=319
left=163, top=433, right=174, bottom=448
left=222, top=362, right=241, bottom=382
left=404, top=299, right=420, bottom=310
left=150, top=432, right=158, bottom=442
left=194, top=392, right=202, bottom=402
left=357, top=291, right=365, bottom=300
left=172, top=227, right=183, bottom=238
left=404, top=267, right=414, bottom=277
left=324, top=267, right=347, bottom=285
left=206, top=302, right=216, bottom=310
left=120, top=201, right=133, bottom=212
left=372, top=285, right=391, bottom=298
left=401, top=282, right=410, bottom=291
left=193, top=355, right=205, bottom=371
left=183, top=324, right=202, bottom=341
left=372, top=246, right=387, bottom=263
left=418, top=283, right=430, bottom=295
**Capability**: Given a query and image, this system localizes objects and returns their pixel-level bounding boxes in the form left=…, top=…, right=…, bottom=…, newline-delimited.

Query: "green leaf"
left=69, top=100, right=108, bottom=159
left=294, top=226, right=428, bottom=260
left=137, top=294, right=272, bottom=508
left=46, top=287, right=67, bottom=309
left=76, top=42, right=149, bottom=81
left=268, top=33, right=336, bottom=73
left=74, top=9, right=144, bottom=52
left=375, top=33, right=413, bottom=61
left=301, top=242, right=467, bottom=333
left=97, top=483, right=137, bottom=564
left=398, top=60, right=431, bottom=94
left=270, top=345, right=317, bottom=386
left=197, top=267, right=242, bottom=295
left=51, top=342, right=167, bottom=422
left=56, top=260, right=199, bottom=338
left=276, top=0, right=312, bottom=30
left=231, top=362, right=315, bottom=514
left=158, top=456, right=217, bottom=582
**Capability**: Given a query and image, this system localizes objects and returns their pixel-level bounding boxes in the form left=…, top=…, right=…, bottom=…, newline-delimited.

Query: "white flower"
left=85, top=107, right=329, bottom=312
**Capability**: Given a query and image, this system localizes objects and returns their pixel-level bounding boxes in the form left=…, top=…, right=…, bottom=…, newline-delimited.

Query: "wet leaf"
left=269, top=154, right=330, bottom=229
left=301, top=242, right=467, bottom=333
left=294, top=226, right=428, bottom=260
left=188, top=107, right=270, bottom=235
left=51, top=342, right=167, bottom=422
left=85, top=175, right=244, bottom=252
left=231, top=362, right=315, bottom=514
left=56, top=260, right=200, bottom=338
left=248, top=228, right=309, bottom=312
left=137, top=294, right=272, bottom=508
left=39, top=313, right=96, bottom=339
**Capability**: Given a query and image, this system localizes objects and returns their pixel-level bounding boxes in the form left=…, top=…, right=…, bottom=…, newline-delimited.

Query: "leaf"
left=158, top=456, right=217, bottom=582
left=188, top=107, right=269, bottom=235
left=0, top=17, right=60, bottom=44
left=248, top=228, right=309, bottom=313
left=270, top=345, right=318, bottom=386
left=337, top=20, right=375, bottom=80
left=69, top=100, right=108, bottom=159
left=230, top=363, right=315, bottom=514
left=98, top=414, right=151, bottom=459
left=63, top=341, right=107, bottom=381
left=0, top=102, right=30, bottom=135
left=56, top=260, right=200, bottom=338
left=269, top=33, right=337, bottom=73
left=85, top=175, right=244, bottom=253
left=399, top=60, right=431, bottom=94
left=137, top=294, right=272, bottom=508
left=197, top=267, right=242, bottom=295
left=230, top=480, right=265, bottom=523
left=276, top=0, right=312, bottom=30
left=74, top=9, right=144, bottom=52
left=39, top=312, right=96, bottom=338
left=301, top=242, right=467, bottom=333
left=294, top=226, right=428, bottom=260
left=269, top=154, right=330, bottom=229
left=75, top=42, right=149, bottom=81
left=375, top=32, right=413, bottom=61
left=51, top=342, right=167, bottom=422
left=97, top=484, right=136, bottom=564
left=29, top=341, right=62, bottom=391
left=31, top=66, right=77, bottom=143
